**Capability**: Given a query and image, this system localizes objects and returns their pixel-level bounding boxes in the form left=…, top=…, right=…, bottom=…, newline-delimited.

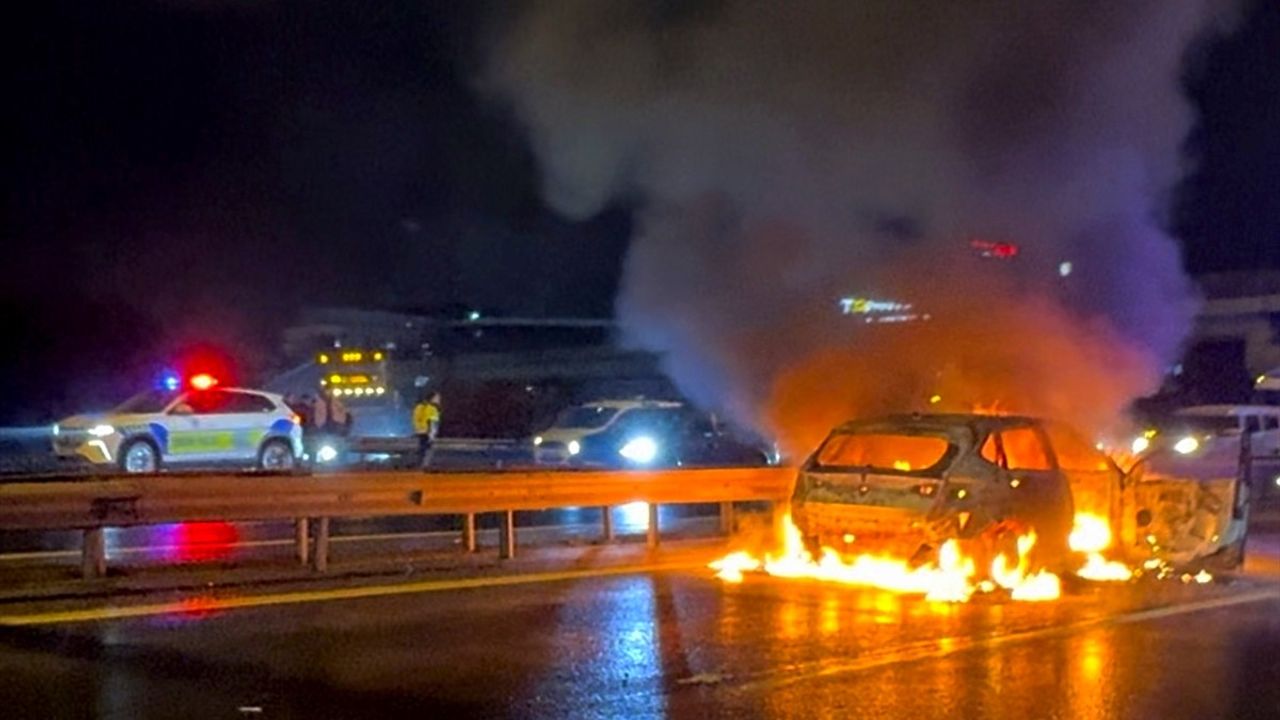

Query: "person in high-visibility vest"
left=412, top=392, right=441, bottom=468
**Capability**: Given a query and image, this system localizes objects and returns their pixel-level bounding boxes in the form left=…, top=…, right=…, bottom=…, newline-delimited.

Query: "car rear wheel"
left=258, top=438, right=296, bottom=472
left=120, top=439, right=160, bottom=474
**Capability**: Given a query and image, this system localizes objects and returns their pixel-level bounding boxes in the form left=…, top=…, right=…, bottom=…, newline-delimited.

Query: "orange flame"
left=712, top=510, right=1136, bottom=600
left=1068, top=512, right=1133, bottom=581
left=710, top=512, right=1060, bottom=602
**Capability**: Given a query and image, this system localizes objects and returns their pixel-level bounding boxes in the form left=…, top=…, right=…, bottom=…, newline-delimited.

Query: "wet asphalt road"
left=1, top=542, right=1278, bottom=719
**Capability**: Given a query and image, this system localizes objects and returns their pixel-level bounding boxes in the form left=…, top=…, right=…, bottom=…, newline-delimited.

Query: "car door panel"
left=1121, top=435, right=1247, bottom=567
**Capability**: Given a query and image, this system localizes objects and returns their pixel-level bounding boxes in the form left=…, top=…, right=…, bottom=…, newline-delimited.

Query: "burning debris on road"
left=711, top=511, right=1064, bottom=603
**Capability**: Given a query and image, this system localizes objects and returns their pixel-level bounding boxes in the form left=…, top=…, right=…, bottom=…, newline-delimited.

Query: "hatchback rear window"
left=814, top=433, right=952, bottom=472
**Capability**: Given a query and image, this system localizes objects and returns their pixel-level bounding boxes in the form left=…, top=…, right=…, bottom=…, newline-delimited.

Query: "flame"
left=710, top=512, right=1060, bottom=602
left=989, top=532, right=1062, bottom=601
left=713, top=509, right=1140, bottom=600
left=1068, top=512, right=1133, bottom=582
left=971, top=401, right=1013, bottom=416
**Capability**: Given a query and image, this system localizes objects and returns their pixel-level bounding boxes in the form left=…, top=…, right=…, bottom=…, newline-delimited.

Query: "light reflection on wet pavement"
left=0, top=554, right=1277, bottom=719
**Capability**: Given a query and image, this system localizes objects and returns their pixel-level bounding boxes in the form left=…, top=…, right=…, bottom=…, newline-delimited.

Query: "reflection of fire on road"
left=711, top=510, right=1138, bottom=603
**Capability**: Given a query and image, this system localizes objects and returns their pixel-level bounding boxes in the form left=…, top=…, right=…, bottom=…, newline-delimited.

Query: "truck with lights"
left=317, top=348, right=392, bottom=404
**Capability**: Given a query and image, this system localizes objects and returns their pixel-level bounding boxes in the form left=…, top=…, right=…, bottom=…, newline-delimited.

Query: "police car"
left=52, top=375, right=303, bottom=473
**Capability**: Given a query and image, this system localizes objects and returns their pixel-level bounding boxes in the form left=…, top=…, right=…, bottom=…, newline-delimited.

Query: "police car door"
left=222, top=391, right=280, bottom=459
left=168, top=390, right=245, bottom=462
left=159, top=392, right=201, bottom=464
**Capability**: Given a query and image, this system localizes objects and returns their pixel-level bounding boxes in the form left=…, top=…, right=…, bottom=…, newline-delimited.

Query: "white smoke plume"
left=483, top=1, right=1234, bottom=453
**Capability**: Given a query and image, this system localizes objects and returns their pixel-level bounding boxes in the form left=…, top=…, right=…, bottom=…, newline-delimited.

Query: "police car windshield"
left=556, top=406, right=619, bottom=430
left=113, top=389, right=179, bottom=414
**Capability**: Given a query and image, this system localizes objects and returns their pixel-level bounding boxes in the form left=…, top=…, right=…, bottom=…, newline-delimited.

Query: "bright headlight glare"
left=567, top=440, right=581, bottom=456
left=1173, top=436, right=1200, bottom=455
left=52, top=424, right=60, bottom=437
left=619, top=436, right=659, bottom=464
left=88, top=424, right=115, bottom=437
left=316, top=445, right=339, bottom=463
left=1130, top=436, right=1150, bottom=454
left=532, top=435, right=543, bottom=447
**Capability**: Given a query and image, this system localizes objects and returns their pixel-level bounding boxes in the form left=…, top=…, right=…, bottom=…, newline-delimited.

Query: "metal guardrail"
left=0, top=467, right=794, bottom=578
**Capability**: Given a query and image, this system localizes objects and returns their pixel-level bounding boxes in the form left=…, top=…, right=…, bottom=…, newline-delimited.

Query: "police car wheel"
left=121, top=439, right=160, bottom=474
left=258, top=439, right=296, bottom=471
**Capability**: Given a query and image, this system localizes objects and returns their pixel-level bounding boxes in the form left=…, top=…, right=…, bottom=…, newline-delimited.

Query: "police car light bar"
left=190, top=374, right=219, bottom=391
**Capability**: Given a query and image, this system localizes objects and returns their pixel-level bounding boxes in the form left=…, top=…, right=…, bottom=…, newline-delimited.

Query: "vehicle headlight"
left=1173, top=436, right=1200, bottom=455
left=88, top=424, right=115, bottom=437
left=1130, top=436, right=1150, bottom=454
left=316, top=445, right=339, bottom=463
left=51, top=424, right=60, bottom=437
left=532, top=435, right=543, bottom=447
left=567, top=440, right=581, bottom=456
left=619, top=436, right=658, bottom=464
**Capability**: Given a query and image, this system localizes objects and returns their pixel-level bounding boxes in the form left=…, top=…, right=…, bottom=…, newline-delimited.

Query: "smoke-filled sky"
left=483, top=0, right=1241, bottom=449
left=2, top=0, right=1279, bottom=424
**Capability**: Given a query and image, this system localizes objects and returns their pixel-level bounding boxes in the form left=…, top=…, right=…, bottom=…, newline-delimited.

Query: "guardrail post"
left=82, top=528, right=106, bottom=579
left=295, top=518, right=310, bottom=565
left=313, top=517, right=330, bottom=572
left=646, top=503, right=660, bottom=549
left=720, top=501, right=734, bottom=535
left=498, top=510, right=516, bottom=559
left=601, top=506, right=614, bottom=543
left=462, top=513, right=477, bottom=553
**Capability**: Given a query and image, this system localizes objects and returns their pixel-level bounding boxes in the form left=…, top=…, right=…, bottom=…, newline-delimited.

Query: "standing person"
left=412, top=392, right=441, bottom=468
left=309, top=393, right=329, bottom=460
left=310, top=393, right=329, bottom=434
left=329, top=393, right=352, bottom=437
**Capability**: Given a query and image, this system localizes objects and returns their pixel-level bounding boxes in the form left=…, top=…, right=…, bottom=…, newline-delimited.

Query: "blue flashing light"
left=158, top=371, right=181, bottom=392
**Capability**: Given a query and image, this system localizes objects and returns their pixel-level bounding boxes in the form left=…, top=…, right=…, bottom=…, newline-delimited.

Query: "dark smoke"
left=483, top=1, right=1234, bottom=454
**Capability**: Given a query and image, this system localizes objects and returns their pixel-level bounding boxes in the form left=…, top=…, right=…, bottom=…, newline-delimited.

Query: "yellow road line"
left=0, top=559, right=708, bottom=626
left=736, top=587, right=1280, bottom=692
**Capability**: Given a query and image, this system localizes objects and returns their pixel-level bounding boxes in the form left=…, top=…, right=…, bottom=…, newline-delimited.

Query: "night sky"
left=2, top=0, right=1277, bottom=422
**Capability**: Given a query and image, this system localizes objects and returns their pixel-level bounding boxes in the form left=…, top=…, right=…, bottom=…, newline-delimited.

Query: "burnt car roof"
left=831, top=413, right=1042, bottom=435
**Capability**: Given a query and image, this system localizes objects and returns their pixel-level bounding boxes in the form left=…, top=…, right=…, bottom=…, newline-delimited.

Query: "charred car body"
left=792, top=413, right=1250, bottom=574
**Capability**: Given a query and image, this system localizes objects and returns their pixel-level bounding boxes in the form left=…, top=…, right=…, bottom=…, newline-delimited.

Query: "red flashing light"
left=969, top=238, right=1020, bottom=259
left=190, top=373, right=219, bottom=391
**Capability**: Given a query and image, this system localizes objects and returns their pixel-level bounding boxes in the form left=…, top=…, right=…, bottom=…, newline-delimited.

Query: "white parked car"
left=53, top=382, right=303, bottom=473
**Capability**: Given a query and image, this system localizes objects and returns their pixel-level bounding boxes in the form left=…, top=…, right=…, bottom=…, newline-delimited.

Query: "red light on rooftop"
left=190, top=373, right=218, bottom=391
left=969, top=238, right=1020, bottom=259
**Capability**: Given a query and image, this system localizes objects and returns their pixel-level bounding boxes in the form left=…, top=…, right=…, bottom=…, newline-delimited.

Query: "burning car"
left=791, top=414, right=1077, bottom=573
left=790, top=412, right=1251, bottom=578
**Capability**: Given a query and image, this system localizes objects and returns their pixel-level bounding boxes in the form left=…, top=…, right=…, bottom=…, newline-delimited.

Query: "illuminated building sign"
left=838, top=297, right=928, bottom=323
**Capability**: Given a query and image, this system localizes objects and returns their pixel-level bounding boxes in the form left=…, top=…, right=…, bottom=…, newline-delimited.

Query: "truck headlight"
left=619, top=436, right=658, bottom=464
left=316, top=444, right=339, bottom=463
left=1130, top=436, right=1150, bottom=454
left=88, top=424, right=115, bottom=437
left=532, top=435, right=543, bottom=447
left=567, top=440, right=581, bottom=456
